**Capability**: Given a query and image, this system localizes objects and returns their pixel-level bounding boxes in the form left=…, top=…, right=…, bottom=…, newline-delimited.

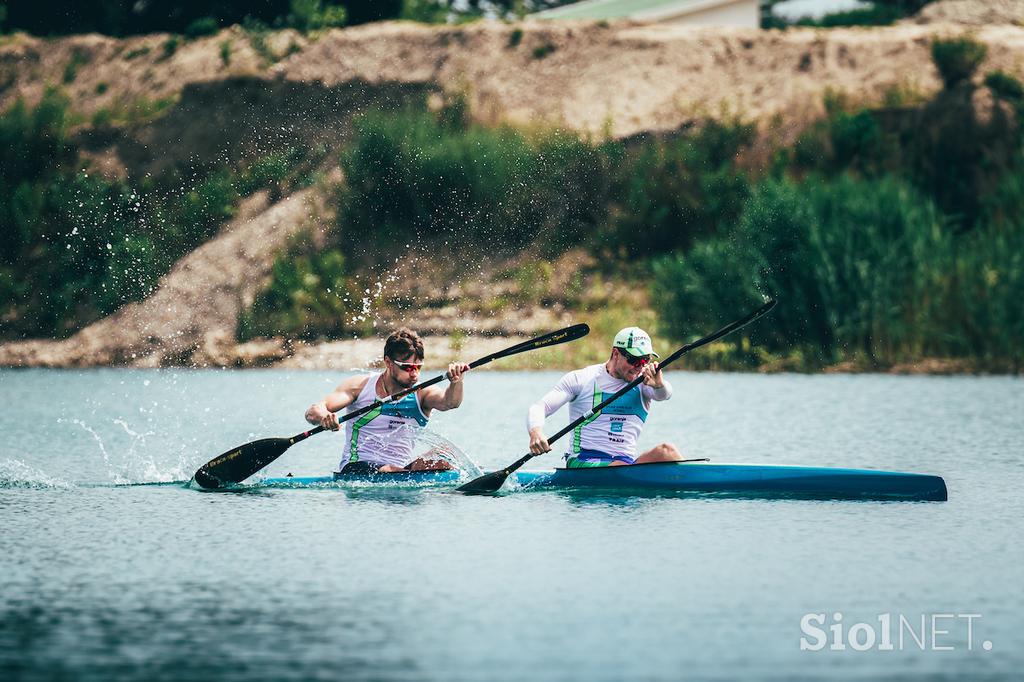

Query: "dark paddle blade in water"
left=193, top=438, right=294, bottom=489
left=455, top=469, right=514, bottom=495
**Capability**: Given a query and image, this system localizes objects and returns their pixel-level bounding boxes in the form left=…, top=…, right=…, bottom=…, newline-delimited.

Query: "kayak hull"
left=514, top=462, right=947, bottom=501
left=260, top=461, right=947, bottom=501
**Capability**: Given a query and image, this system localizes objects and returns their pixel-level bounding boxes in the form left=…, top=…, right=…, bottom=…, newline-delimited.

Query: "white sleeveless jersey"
left=342, top=373, right=428, bottom=469
left=527, top=363, right=672, bottom=458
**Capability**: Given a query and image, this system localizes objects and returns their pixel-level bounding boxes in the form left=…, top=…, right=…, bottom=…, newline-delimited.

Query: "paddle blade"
left=193, top=438, right=294, bottom=490
left=455, top=469, right=511, bottom=495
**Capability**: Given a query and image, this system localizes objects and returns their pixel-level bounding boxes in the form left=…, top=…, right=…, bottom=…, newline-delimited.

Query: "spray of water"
left=0, top=460, right=73, bottom=489
left=351, top=423, right=482, bottom=478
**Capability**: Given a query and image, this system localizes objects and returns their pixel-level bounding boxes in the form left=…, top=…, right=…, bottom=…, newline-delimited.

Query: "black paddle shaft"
left=192, top=323, right=591, bottom=489
left=456, top=300, right=777, bottom=494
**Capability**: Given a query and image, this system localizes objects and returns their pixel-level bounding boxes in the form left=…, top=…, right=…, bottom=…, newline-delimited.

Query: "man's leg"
left=631, top=442, right=683, bottom=465
left=405, top=457, right=454, bottom=471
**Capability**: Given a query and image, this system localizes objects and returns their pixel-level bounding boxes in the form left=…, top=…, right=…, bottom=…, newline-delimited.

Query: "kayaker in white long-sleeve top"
left=527, top=327, right=683, bottom=468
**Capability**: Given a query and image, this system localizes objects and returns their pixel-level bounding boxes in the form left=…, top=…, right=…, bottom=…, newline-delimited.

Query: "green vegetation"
left=531, top=41, right=556, bottom=59
left=185, top=17, right=220, bottom=39
left=238, top=243, right=358, bottom=341
left=2, top=2, right=577, bottom=35
left=89, top=95, right=178, bottom=128
left=159, top=36, right=179, bottom=61
left=219, top=40, right=232, bottom=67
left=123, top=45, right=151, bottom=60
left=287, top=0, right=347, bottom=31
left=62, top=49, right=91, bottom=84
left=337, top=100, right=613, bottom=258
left=931, top=35, right=987, bottom=89
left=0, top=91, right=324, bottom=339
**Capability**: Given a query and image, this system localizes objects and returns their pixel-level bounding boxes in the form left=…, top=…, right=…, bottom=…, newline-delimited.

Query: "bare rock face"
left=0, top=186, right=332, bottom=367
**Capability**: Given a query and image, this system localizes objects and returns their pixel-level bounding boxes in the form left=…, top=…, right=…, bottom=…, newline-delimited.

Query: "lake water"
left=1, top=368, right=1022, bottom=681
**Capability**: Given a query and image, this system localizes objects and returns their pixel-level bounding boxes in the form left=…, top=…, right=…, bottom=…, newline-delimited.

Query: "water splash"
left=0, top=459, right=73, bottom=489
left=311, top=424, right=482, bottom=478
left=60, top=417, right=191, bottom=485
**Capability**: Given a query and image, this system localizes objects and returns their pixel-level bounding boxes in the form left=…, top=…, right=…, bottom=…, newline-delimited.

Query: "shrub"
left=287, top=0, right=347, bottom=31
left=400, top=0, right=449, bottom=24
left=123, top=45, right=151, bottom=60
left=601, top=119, right=754, bottom=256
left=985, top=70, right=1024, bottom=103
left=219, top=39, right=232, bottom=67
left=159, top=36, right=179, bottom=61
left=62, top=48, right=90, bottom=84
left=931, top=36, right=988, bottom=89
left=508, top=27, right=523, bottom=48
left=532, top=41, right=556, bottom=59
left=653, top=174, right=952, bottom=367
left=338, top=106, right=612, bottom=259
left=238, top=246, right=355, bottom=341
left=185, top=17, right=220, bottom=39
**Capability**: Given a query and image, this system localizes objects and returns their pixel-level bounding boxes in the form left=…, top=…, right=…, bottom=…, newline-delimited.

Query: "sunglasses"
left=618, top=349, right=651, bottom=367
left=392, top=359, right=424, bottom=371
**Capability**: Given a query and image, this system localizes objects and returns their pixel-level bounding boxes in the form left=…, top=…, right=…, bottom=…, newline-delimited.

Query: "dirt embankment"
left=2, top=16, right=1024, bottom=370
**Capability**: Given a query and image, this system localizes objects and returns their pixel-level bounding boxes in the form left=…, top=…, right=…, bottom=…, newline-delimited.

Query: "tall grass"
left=338, top=106, right=613, bottom=259
left=653, top=174, right=1022, bottom=369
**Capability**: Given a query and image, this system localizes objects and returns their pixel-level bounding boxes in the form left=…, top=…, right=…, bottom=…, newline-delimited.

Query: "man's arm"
left=305, top=375, right=369, bottom=430
left=527, top=372, right=579, bottom=454
left=418, top=362, right=471, bottom=415
left=640, top=362, right=673, bottom=401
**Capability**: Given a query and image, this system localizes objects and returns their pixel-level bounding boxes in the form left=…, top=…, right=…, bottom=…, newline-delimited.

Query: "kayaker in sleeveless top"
left=526, top=327, right=682, bottom=468
left=304, top=328, right=470, bottom=473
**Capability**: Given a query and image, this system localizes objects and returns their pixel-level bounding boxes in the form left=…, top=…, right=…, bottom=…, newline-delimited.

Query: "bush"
left=601, top=119, right=754, bottom=256
left=653, top=174, right=953, bottom=367
left=62, top=48, right=90, bottom=84
left=931, top=36, right=987, bottom=90
left=159, top=36, right=179, bottom=61
left=287, top=0, right=347, bottom=31
left=401, top=0, right=448, bottom=23
left=338, top=106, right=612, bottom=259
left=238, top=246, right=356, bottom=341
left=985, top=71, right=1024, bottom=104
left=185, top=17, right=220, bottom=39
left=532, top=42, right=556, bottom=59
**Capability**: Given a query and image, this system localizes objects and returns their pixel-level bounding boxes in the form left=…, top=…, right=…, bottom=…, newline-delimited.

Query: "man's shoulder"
left=339, top=372, right=374, bottom=392
left=560, top=364, right=603, bottom=384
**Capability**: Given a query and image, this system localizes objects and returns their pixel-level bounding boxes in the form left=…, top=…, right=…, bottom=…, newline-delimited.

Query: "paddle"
left=192, top=323, right=591, bottom=489
left=456, top=300, right=777, bottom=495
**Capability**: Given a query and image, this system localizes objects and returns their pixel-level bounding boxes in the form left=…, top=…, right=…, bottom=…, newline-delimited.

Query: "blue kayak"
left=259, top=461, right=947, bottom=501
